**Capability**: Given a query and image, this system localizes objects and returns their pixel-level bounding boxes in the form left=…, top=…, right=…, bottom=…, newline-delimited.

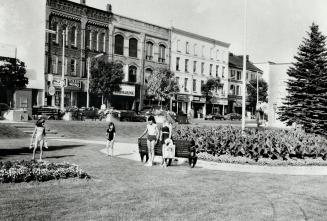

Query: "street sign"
left=48, top=86, right=55, bottom=96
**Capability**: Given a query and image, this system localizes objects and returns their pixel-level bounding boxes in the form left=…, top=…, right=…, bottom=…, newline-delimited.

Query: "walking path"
left=51, top=138, right=327, bottom=176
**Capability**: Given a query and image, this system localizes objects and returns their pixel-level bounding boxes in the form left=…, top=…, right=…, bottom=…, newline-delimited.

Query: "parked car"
left=112, top=110, right=147, bottom=122
left=224, top=113, right=242, bottom=121
left=204, top=113, right=225, bottom=120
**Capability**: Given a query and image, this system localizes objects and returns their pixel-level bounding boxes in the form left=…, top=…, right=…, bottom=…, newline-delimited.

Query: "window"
left=186, top=42, right=189, bottom=54
left=193, top=61, right=197, bottom=73
left=177, top=40, right=181, bottom=52
left=201, top=46, right=205, bottom=57
left=93, top=31, right=98, bottom=51
left=216, top=50, right=219, bottom=60
left=176, top=77, right=180, bottom=85
left=246, top=72, right=249, bottom=80
left=193, top=79, right=196, bottom=92
left=230, top=85, right=235, bottom=95
left=65, top=26, right=68, bottom=46
left=64, top=57, right=68, bottom=76
left=216, top=65, right=219, bottom=77
left=184, top=78, right=188, bottom=92
left=114, top=34, right=124, bottom=55
left=185, top=59, right=189, bottom=72
left=71, top=27, right=77, bottom=47
left=230, top=70, right=236, bottom=80
left=146, top=41, right=153, bottom=60
left=158, top=44, right=166, bottom=63
left=52, top=23, right=59, bottom=44
left=237, top=71, right=242, bottom=80
left=86, top=30, right=92, bottom=49
left=236, top=85, right=240, bottom=95
left=222, top=66, right=225, bottom=78
left=201, top=80, right=204, bottom=91
left=209, top=64, right=213, bottom=76
left=201, top=62, right=204, bottom=74
left=128, top=66, right=137, bottom=83
left=129, top=38, right=138, bottom=58
left=70, top=59, right=76, bottom=76
left=176, top=57, right=180, bottom=71
left=51, top=55, right=58, bottom=74
left=102, top=33, right=106, bottom=52
left=20, top=96, right=28, bottom=108
left=194, top=44, right=197, bottom=56
left=96, top=32, right=100, bottom=51
left=210, top=48, right=213, bottom=59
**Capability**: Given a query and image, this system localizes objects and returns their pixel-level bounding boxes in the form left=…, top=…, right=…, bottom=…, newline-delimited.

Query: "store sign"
left=193, top=96, right=206, bottom=103
left=113, top=84, right=135, bottom=96
left=53, top=79, right=67, bottom=87
left=177, top=94, right=189, bottom=101
left=68, top=79, right=81, bottom=88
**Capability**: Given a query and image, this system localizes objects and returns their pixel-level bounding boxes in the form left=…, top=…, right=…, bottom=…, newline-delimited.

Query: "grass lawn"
left=1, top=121, right=327, bottom=220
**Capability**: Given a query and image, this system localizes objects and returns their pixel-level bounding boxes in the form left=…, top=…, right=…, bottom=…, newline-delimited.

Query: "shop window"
left=129, top=38, right=138, bottom=58
left=128, top=66, right=137, bottom=83
left=114, top=34, right=124, bottom=55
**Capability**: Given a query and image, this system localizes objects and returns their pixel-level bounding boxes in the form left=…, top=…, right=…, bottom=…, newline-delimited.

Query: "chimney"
left=80, top=0, right=86, bottom=5
left=107, top=4, right=112, bottom=13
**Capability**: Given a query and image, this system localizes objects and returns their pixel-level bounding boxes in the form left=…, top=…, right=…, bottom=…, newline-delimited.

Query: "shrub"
left=172, top=125, right=327, bottom=161
left=0, top=160, right=90, bottom=183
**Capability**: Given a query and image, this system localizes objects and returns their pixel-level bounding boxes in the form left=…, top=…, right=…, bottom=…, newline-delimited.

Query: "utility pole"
left=61, top=30, right=65, bottom=111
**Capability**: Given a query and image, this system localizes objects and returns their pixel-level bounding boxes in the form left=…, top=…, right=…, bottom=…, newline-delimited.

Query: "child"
left=106, top=122, right=116, bottom=156
left=29, top=118, right=48, bottom=161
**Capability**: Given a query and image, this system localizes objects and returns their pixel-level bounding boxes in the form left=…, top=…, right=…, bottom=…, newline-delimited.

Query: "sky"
left=1, top=0, right=327, bottom=67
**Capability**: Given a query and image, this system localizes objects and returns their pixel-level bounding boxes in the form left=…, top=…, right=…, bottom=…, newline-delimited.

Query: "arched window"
left=52, top=23, right=59, bottom=44
left=71, top=27, right=77, bottom=47
left=93, top=31, right=98, bottom=51
left=114, top=34, right=124, bottom=55
left=101, top=33, right=106, bottom=52
left=62, top=25, right=68, bottom=46
left=146, top=41, right=153, bottom=60
left=158, top=44, right=166, bottom=63
left=86, top=30, right=92, bottom=49
left=145, top=68, right=153, bottom=85
left=96, top=32, right=100, bottom=51
left=129, top=38, right=138, bottom=58
left=128, top=66, right=137, bottom=83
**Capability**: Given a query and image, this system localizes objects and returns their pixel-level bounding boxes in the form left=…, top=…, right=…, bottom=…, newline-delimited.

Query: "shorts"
left=147, top=135, right=157, bottom=142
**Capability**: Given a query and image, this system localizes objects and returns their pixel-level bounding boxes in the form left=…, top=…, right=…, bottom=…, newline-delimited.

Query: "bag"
left=164, top=142, right=175, bottom=159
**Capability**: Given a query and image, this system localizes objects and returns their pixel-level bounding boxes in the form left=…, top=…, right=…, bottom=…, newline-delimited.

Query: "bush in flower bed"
left=172, top=125, right=327, bottom=164
left=0, top=160, right=90, bottom=183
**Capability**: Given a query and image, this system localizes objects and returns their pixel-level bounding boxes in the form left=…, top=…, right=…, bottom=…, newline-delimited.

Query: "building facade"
left=45, top=0, right=112, bottom=108
left=170, top=27, right=230, bottom=117
left=228, top=53, right=263, bottom=114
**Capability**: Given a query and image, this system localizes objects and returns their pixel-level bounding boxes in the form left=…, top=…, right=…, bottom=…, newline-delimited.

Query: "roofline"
left=114, top=14, right=170, bottom=31
left=171, top=27, right=230, bottom=48
left=65, top=0, right=112, bottom=15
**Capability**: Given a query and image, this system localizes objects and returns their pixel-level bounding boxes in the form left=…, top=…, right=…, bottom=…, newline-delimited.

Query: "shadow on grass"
left=45, top=155, right=75, bottom=159
left=0, top=144, right=84, bottom=159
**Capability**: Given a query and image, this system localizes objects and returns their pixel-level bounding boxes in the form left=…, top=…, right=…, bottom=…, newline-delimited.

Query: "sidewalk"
left=51, top=138, right=327, bottom=176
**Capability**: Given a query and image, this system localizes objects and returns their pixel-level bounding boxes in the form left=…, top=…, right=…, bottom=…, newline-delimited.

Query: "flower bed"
left=172, top=125, right=327, bottom=165
left=0, top=160, right=90, bottom=183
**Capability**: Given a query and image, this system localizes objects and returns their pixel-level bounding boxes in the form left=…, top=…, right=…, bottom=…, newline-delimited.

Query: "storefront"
left=191, top=96, right=206, bottom=118
left=172, top=94, right=190, bottom=114
left=208, top=97, right=228, bottom=115
left=111, top=84, right=137, bottom=110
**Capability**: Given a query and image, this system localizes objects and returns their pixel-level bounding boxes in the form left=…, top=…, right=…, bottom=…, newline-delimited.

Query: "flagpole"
left=241, top=0, right=247, bottom=134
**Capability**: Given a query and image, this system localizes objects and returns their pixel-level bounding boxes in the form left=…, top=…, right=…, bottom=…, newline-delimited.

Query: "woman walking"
left=139, top=116, right=159, bottom=166
left=106, top=122, right=116, bottom=156
left=29, top=118, right=48, bottom=161
left=160, top=116, right=172, bottom=167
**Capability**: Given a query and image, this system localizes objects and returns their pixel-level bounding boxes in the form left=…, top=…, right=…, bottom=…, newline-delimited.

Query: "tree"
left=0, top=57, right=28, bottom=103
left=146, top=68, right=179, bottom=107
left=279, top=23, right=327, bottom=135
left=89, top=60, right=124, bottom=106
left=201, top=78, right=223, bottom=102
left=246, top=78, right=268, bottom=111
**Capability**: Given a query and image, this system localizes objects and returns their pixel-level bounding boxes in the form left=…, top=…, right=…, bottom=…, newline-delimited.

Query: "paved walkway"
left=50, top=138, right=327, bottom=176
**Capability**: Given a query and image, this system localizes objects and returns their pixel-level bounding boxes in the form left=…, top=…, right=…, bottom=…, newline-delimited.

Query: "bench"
left=138, top=138, right=197, bottom=168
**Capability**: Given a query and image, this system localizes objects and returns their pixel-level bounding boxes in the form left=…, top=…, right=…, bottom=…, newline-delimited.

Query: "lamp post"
left=87, top=53, right=104, bottom=108
left=241, top=0, right=247, bottom=134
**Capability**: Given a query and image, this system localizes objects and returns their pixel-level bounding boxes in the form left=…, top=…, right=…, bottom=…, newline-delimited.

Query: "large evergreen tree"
left=279, top=23, right=327, bottom=135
